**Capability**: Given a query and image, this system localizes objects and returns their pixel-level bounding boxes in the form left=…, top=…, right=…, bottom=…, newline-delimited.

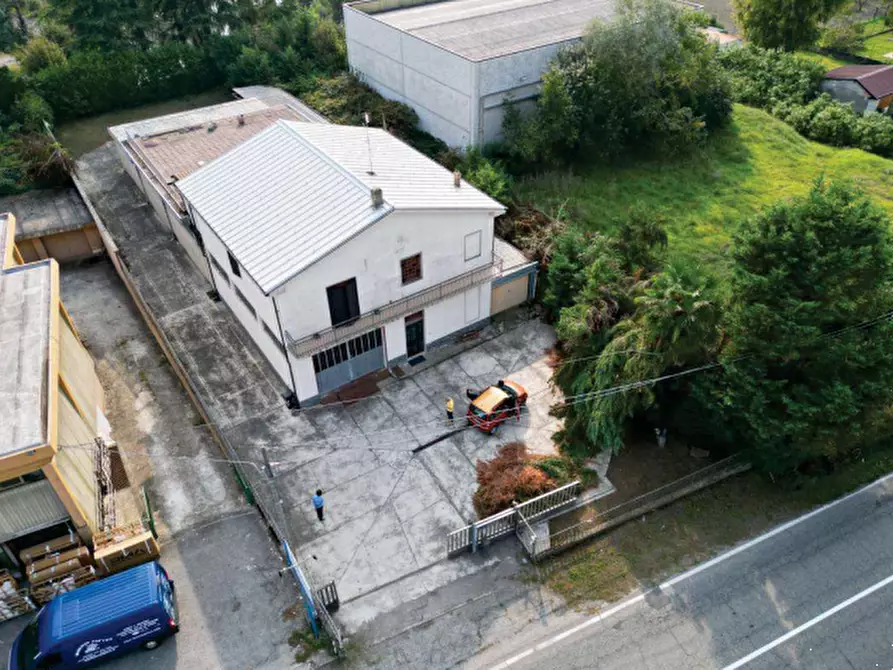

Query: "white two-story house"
left=176, top=120, right=509, bottom=405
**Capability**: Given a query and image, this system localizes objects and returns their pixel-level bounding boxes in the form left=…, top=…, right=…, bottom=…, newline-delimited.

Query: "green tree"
left=48, top=0, right=152, bottom=49
left=14, top=36, right=66, bottom=74
left=712, top=180, right=893, bottom=472
left=503, top=0, right=732, bottom=165
left=557, top=261, right=720, bottom=454
left=615, top=205, right=669, bottom=275
left=733, top=0, right=848, bottom=51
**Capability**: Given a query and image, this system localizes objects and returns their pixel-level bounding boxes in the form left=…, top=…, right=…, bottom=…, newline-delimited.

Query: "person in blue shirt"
left=312, top=489, right=325, bottom=521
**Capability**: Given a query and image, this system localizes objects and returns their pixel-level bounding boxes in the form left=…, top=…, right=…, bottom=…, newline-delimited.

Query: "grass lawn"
left=794, top=49, right=857, bottom=69
left=517, top=104, right=893, bottom=283
left=542, top=440, right=893, bottom=605
left=859, top=18, right=893, bottom=62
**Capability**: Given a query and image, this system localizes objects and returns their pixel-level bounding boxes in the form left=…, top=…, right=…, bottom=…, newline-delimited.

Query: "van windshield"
left=15, top=617, right=40, bottom=670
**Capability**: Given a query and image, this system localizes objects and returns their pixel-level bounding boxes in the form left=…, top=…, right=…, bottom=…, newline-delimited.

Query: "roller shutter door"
left=312, top=328, right=385, bottom=395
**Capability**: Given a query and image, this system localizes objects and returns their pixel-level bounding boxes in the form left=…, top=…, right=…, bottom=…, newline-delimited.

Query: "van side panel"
left=68, top=604, right=168, bottom=666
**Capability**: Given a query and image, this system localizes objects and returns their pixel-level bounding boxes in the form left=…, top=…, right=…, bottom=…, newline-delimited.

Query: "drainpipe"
left=272, top=294, right=300, bottom=408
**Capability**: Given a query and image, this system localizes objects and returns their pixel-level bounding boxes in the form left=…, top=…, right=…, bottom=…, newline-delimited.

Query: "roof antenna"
left=363, top=111, right=375, bottom=176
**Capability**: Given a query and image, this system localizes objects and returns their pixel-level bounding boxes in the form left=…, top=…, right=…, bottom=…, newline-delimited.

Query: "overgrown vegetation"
left=501, top=0, right=732, bottom=168
left=472, top=443, right=586, bottom=517
left=732, top=0, right=849, bottom=51
left=718, top=44, right=893, bottom=159
left=694, top=180, right=893, bottom=473
left=0, top=0, right=348, bottom=194
left=520, top=102, right=893, bottom=476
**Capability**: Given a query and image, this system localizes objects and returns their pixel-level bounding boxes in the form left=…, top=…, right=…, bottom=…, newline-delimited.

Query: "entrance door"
left=405, top=312, right=425, bottom=359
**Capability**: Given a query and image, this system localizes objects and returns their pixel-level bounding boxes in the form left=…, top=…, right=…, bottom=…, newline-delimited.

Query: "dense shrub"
left=13, top=91, right=54, bottom=132
left=14, top=37, right=67, bottom=75
left=818, top=18, right=866, bottom=53
left=719, top=45, right=893, bottom=160
left=502, top=0, right=732, bottom=167
left=473, top=443, right=556, bottom=518
left=31, top=44, right=223, bottom=121
left=717, top=45, right=825, bottom=108
left=305, top=74, right=448, bottom=158
left=855, top=111, right=893, bottom=158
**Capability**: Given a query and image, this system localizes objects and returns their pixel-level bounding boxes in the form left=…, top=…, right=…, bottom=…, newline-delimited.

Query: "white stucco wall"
left=345, top=6, right=475, bottom=147
left=113, top=142, right=212, bottom=283
left=272, top=208, right=496, bottom=343
left=191, top=203, right=498, bottom=403
left=191, top=209, right=292, bottom=390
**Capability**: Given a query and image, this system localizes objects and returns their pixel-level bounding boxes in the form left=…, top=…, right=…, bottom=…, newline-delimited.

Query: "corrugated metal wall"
left=0, top=480, right=69, bottom=544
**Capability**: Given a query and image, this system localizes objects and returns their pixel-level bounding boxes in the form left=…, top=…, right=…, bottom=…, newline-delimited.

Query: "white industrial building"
left=344, top=0, right=614, bottom=147
left=177, top=120, right=535, bottom=405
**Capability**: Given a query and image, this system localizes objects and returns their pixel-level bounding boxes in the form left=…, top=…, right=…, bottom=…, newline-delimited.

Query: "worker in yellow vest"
left=446, top=397, right=455, bottom=424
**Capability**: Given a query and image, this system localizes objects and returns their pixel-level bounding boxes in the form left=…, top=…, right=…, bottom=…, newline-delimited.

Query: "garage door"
left=491, top=275, right=530, bottom=315
left=312, top=328, right=385, bottom=395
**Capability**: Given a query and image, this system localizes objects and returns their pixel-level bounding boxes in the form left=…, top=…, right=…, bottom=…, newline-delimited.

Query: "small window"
left=228, top=251, right=241, bottom=278
left=400, top=254, right=422, bottom=285
left=464, top=231, right=482, bottom=261
left=263, top=321, right=285, bottom=354
left=233, top=285, right=256, bottom=318
left=209, top=255, right=230, bottom=285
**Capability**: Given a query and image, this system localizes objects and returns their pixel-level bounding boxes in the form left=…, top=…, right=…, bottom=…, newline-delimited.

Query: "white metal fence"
left=447, top=480, right=581, bottom=556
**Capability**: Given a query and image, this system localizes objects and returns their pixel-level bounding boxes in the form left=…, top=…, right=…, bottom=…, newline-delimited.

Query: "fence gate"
left=447, top=481, right=581, bottom=557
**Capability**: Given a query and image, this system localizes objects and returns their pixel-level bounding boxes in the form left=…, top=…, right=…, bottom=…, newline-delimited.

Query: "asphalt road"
left=487, top=474, right=893, bottom=670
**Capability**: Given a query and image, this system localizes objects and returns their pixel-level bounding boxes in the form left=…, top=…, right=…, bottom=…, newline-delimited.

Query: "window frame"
left=400, top=253, right=423, bottom=286
left=227, top=250, right=241, bottom=278
left=233, top=285, right=256, bottom=318
left=464, top=230, right=482, bottom=261
left=326, top=278, right=360, bottom=327
left=209, top=255, right=230, bottom=285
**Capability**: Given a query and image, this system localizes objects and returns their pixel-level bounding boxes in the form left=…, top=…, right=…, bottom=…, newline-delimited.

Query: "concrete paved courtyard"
left=231, top=320, right=562, bottom=607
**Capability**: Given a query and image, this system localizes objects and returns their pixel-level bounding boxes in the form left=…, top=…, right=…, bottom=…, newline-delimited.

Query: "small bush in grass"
left=473, top=442, right=556, bottom=518
left=855, top=112, right=893, bottom=158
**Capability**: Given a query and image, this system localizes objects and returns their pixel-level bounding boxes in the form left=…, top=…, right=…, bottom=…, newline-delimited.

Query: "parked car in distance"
left=466, top=380, right=528, bottom=435
left=9, top=561, right=178, bottom=670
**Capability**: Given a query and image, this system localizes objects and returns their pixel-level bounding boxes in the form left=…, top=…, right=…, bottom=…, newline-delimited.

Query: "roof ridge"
left=859, top=64, right=893, bottom=79
left=278, top=120, right=385, bottom=202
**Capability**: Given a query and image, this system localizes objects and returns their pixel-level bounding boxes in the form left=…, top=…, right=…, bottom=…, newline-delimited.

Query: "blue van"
left=9, top=561, right=178, bottom=669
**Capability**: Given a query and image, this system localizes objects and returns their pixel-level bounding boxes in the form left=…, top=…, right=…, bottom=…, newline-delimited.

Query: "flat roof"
left=0, top=189, right=92, bottom=241
left=494, top=236, right=534, bottom=272
left=129, top=106, right=306, bottom=210
left=0, top=214, right=52, bottom=456
left=110, top=88, right=329, bottom=214
left=354, top=0, right=615, bottom=61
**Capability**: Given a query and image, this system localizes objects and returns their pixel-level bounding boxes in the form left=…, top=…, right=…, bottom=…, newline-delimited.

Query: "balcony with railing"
left=286, top=255, right=503, bottom=358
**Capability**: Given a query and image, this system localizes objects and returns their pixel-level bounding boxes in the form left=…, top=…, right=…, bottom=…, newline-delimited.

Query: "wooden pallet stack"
left=92, top=520, right=159, bottom=576
left=19, top=533, right=98, bottom=606
left=0, top=571, right=36, bottom=621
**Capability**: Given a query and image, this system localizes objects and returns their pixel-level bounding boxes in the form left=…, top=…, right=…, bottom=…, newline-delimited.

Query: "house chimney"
left=371, top=187, right=383, bottom=208
left=453, top=170, right=461, bottom=188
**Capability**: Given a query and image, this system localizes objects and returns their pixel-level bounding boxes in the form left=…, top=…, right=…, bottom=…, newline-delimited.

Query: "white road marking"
left=722, top=572, right=893, bottom=669
left=487, top=471, right=893, bottom=670
left=492, top=595, right=648, bottom=668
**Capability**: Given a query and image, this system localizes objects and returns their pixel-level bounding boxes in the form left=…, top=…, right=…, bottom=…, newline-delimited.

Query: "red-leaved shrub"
left=473, top=442, right=556, bottom=518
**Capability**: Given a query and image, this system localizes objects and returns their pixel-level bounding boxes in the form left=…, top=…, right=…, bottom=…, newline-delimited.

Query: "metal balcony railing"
left=286, top=255, right=503, bottom=358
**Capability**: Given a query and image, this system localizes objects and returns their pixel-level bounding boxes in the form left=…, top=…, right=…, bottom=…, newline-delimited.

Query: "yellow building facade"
left=0, top=213, right=109, bottom=570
